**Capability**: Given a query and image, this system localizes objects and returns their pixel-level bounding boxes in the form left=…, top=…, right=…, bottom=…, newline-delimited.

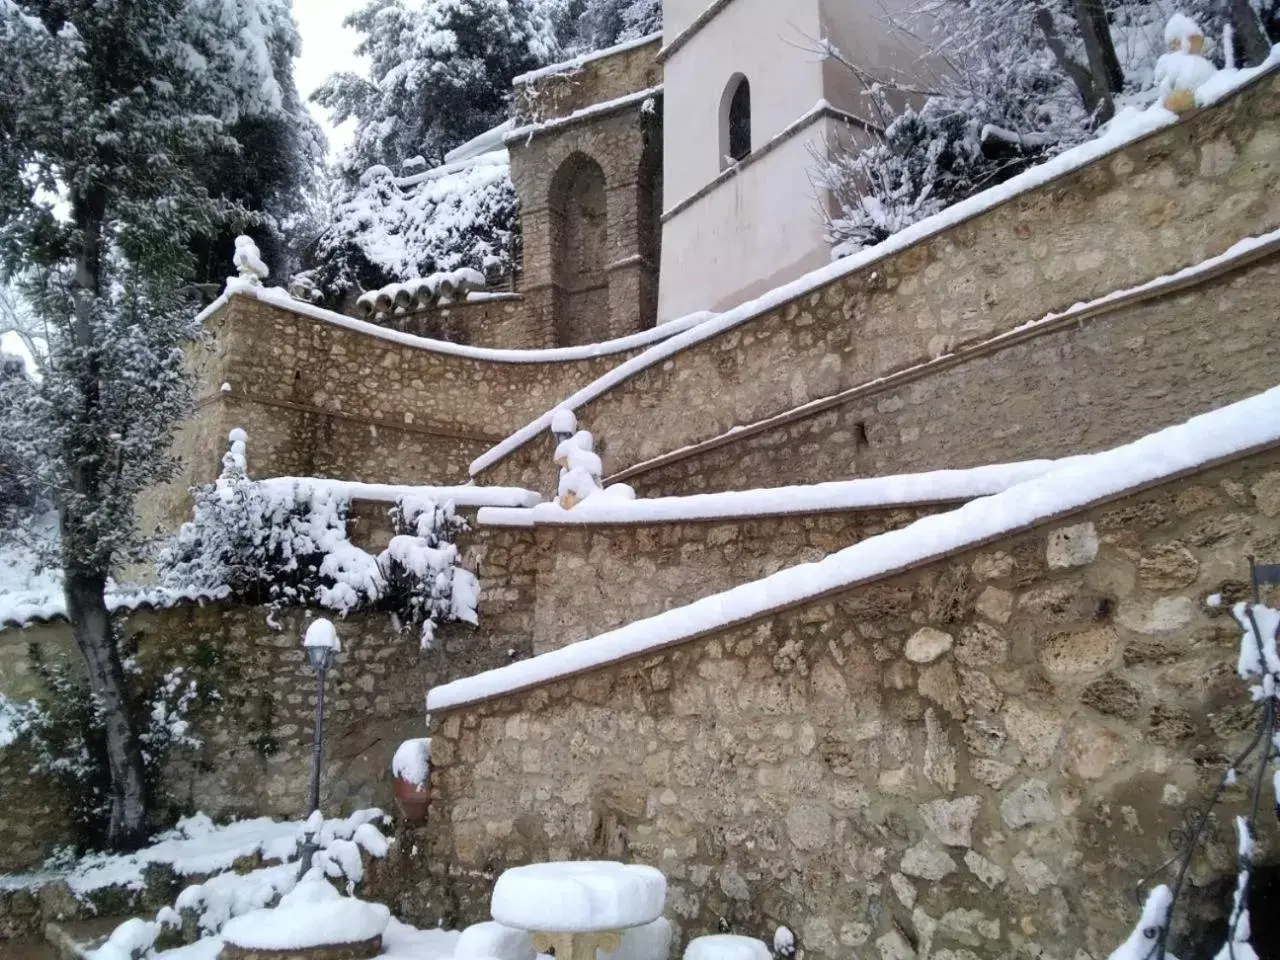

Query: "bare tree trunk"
left=1229, top=0, right=1273, bottom=65
left=64, top=194, right=151, bottom=851
left=1035, top=7, right=1106, bottom=121
left=63, top=571, right=151, bottom=850
left=1074, top=0, right=1123, bottom=120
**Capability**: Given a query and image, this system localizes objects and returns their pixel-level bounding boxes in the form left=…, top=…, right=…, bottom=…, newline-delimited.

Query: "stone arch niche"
left=549, top=153, right=610, bottom=347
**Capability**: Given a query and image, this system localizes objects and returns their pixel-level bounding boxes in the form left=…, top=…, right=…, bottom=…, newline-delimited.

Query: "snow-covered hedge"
left=158, top=432, right=478, bottom=646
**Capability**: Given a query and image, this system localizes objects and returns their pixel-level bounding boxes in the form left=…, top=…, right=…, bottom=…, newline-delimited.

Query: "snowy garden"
left=1, top=0, right=1279, bottom=959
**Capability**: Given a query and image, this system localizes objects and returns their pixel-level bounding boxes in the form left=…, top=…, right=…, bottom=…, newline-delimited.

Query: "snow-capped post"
left=391, top=737, right=431, bottom=821
left=299, top=618, right=340, bottom=876
left=232, top=235, right=270, bottom=286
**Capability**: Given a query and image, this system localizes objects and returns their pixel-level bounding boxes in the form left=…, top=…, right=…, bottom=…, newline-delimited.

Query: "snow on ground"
left=0, top=809, right=388, bottom=899
left=468, top=52, right=1280, bottom=477
left=477, top=458, right=1088, bottom=527
left=430, top=384, right=1280, bottom=710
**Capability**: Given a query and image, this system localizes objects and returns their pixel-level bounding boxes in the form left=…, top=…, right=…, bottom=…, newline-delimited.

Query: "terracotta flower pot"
left=393, top=775, right=429, bottom=822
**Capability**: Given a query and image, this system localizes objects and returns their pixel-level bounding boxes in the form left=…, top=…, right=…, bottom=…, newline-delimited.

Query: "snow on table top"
left=198, top=279, right=715, bottom=365
left=477, top=459, right=1081, bottom=528
left=468, top=52, right=1280, bottom=478
left=219, top=874, right=390, bottom=949
left=430, top=384, right=1280, bottom=711
left=491, top=861, right=666, bottom=932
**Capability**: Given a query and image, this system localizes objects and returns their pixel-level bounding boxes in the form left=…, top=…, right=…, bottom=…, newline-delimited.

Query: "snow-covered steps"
left=470, top=462, right=1063, bottom=656
left=469, top=64, right=1280, bottom=493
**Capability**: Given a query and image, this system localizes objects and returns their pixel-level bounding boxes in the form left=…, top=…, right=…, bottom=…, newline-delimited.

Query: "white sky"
left=293, top=0, right=369, bottom=155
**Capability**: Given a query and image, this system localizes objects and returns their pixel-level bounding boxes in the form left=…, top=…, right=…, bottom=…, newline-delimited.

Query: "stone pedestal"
left=531, top=929, right=623, bottom=960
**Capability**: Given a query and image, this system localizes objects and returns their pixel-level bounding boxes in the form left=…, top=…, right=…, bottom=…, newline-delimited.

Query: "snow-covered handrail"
left=430, top=384, right=1280, bottom=710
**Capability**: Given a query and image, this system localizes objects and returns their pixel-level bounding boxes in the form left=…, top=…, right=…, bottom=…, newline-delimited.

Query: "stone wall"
left=0, top=600, right=527, bottom=872
left=513, top=37, right=661, bottom=124
left=622, top=245, right=1280, bottom=496
left=473, top=505, right=953, bottom=656
left=425, top=446, right=1280, bottom=959
left=376, top=295, right=552, bottom=351
left=476, top=68, right=1280, bottom=492
left=148, top=293, right=640, bottom=533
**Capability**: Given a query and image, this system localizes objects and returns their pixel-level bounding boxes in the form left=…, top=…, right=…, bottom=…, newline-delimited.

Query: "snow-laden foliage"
left=159, top=432, right=479, bottom=646
left=558, top=0, right=661, bottom=51
left=1, top=643, right=206, bottom=851
left=305, top=154, right=518, bottom=303
left=822, top=1, right=1276, bottom=255
left=314, top=0, right=561, bottom=177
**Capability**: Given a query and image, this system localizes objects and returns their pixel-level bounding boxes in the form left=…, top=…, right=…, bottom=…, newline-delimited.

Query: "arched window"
left=720, top=75, right=751, bottom=169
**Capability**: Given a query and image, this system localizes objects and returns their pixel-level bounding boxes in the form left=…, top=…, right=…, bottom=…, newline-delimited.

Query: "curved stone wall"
left=475, top=68, right=1280, bottom=493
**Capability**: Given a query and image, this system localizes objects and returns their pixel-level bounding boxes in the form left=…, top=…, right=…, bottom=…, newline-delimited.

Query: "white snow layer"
left=253, top=477, right=539, bottom=509
left=392, top=737, right=431, bottom=787
left=513, top=32, right=661, bottom=85
left=219, top=873, right=390, bottom=949
left=454, top=920, right=537, bottom=960
left=468, top=53, right=1280, bottom=477
left=201, top=277, right=717, bottom=365
left=490, top=861, right=666, bottom=933
left=478, top=458, right=1081, bottom=527
left=430, top=384, right=1280, bottom=710
left=684, top=935, right=773, bottom=960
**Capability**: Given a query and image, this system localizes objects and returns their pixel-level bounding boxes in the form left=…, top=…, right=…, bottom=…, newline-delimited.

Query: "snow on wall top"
left=251, top=478, right=540, bottom=508
left=513, top=31, right=662, bottom=85
left=443, top=121, right=515, bottom=164
left=476, top=458, right=1083, bottom=527
left=428, top=384, right=1280, bottom=711
left=201, top=279, right=718, bottom=365
left=468, top=52, right=1280, bottom=477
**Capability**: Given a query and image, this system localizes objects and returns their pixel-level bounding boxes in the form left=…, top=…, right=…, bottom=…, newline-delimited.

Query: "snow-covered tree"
left=821, top=0, right=1276, bottom=254
left=562, top=0, right=661, bottom=50
left=314, top=0, right=561, bottom=178
left=0, top=0, right=310, bottom=850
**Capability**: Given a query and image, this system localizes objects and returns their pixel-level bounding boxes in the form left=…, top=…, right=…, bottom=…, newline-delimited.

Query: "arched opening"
left=720, top=75, right=752, bottom=169
left=548, top=153, right=609, bottom=346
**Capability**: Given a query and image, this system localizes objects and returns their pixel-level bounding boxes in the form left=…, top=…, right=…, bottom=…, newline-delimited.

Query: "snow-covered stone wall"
left=476, top=66, right=1280, bottom=492
left=513, top=33, right=661, bottom=126
left=424, top=445, right=1280, bottom=957
left=0, top=602, right=526, bottom=871
left=624, top=244, right=1280, bottom=496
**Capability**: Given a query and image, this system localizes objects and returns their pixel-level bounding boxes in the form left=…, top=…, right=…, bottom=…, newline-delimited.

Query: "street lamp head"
left=550, top=408, right=577, bottom=446
left=303, top=618, right=340, bottom=672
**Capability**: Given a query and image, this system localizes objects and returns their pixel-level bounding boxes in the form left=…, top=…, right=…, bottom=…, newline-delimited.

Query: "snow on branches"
left=158, top=431, right=479, bottom=646
left=305, top=154, right=518, bottom=304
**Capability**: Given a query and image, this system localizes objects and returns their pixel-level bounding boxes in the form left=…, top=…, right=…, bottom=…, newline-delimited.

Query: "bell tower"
left=657, top=0, right=925, bottom=322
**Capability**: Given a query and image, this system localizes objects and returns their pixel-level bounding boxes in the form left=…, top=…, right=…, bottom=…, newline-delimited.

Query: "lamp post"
left=299, top=618, right=339, bottom=876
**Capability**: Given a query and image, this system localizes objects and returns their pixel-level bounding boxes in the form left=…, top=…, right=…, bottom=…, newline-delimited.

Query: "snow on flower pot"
left=391, top=738, right=431, bottom=821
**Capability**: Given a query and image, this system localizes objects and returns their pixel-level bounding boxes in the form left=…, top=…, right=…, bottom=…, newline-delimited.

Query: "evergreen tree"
left=0, top=0, right=302, bottom=850
left=314, top=0, right=561, bottom=178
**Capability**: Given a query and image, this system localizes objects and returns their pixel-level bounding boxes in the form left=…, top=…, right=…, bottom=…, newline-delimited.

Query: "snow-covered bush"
left=305, top=155, right=519, bottom=305
left=159, top=432, right=479, bottom=645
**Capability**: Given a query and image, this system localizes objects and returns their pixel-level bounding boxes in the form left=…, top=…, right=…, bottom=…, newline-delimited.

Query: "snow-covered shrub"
left=4, top=638, right=206, bottom=851
left=306, top=155, right=519, bottom=305
left=380, top=498, right=478, bottom=649
left=159, top=433, right=479, bottom=643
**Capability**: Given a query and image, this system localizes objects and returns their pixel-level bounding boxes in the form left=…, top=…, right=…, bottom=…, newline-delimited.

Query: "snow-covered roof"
left=477, top=459, right=1083, bottom=527
left=428, top=384, right=1280, bottom=711
left=513, top=31, right=661, bottom=86
left=469, top=53, right=1280, bottom=477
left=442, top=122, right=514, bottom=165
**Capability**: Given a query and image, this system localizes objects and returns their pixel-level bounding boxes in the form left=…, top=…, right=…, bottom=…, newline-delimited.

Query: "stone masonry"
left=620, top=247, right=1280, bottom=496
left=476, top=68, right=1280, bottom=493
left=425, top=447, right=1280, bottom=959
